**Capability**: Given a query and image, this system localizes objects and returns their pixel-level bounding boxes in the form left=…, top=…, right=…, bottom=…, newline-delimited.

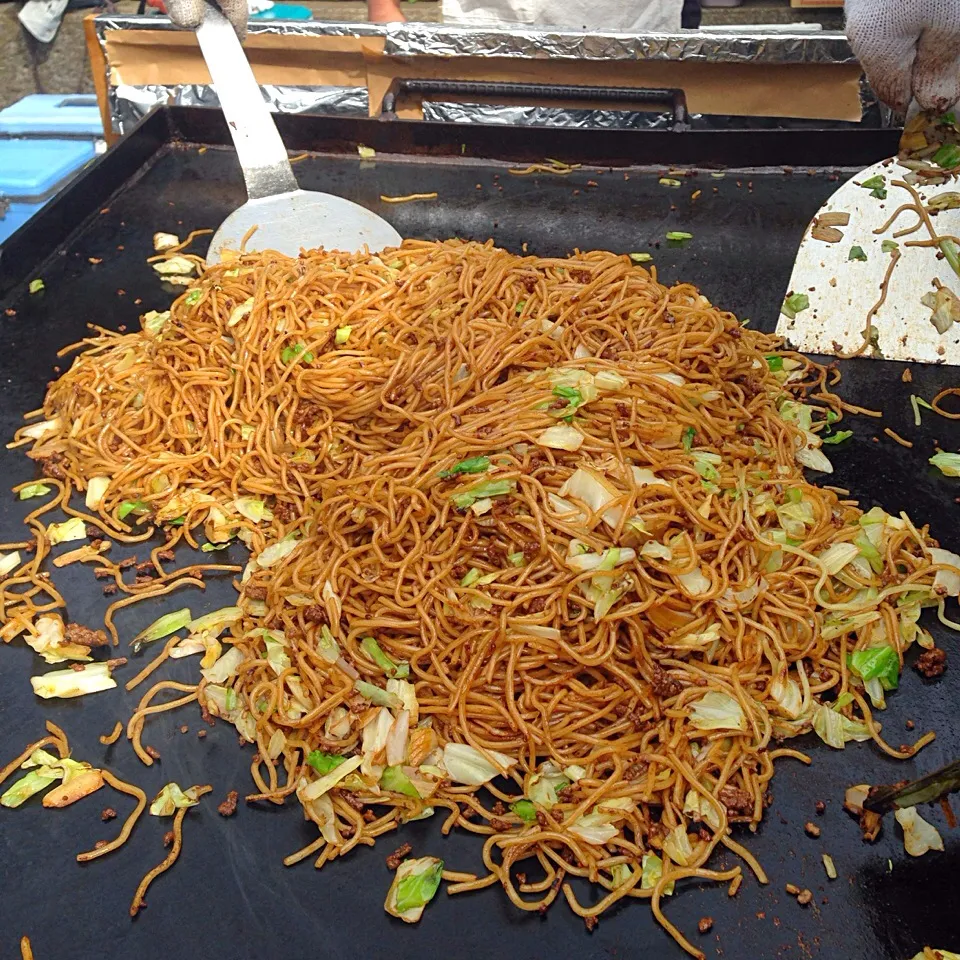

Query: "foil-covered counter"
left=94, top=16, right=880, bottom=136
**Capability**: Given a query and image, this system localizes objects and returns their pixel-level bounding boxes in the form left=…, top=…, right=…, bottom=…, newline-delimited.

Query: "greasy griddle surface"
left=0, top=143, right=957, bottom=960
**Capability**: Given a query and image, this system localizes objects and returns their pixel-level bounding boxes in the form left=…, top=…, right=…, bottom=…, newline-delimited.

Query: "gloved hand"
left=166, top=0, right=248, bottom=40
left=845, top=0, right=960, bottom=115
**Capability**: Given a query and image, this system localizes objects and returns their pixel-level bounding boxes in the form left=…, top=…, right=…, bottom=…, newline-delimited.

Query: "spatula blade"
left=206, top=189, right=403, bottom=263
left=778, top=159, right=960, bottom=365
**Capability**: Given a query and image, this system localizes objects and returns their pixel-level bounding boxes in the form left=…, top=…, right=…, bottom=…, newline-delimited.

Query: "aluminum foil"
left=384, top=23, right=855, bottom=64
left=112, top=83, right=368, bottom=135
left=94, top=14, right=855, bottom=64
left=95, top=15, right=874, bottom=135
left=422, top=101, right=881, bottom=131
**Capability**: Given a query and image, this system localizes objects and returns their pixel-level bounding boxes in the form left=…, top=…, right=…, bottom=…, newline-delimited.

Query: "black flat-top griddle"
left=0, top=107, right=957, bottom=960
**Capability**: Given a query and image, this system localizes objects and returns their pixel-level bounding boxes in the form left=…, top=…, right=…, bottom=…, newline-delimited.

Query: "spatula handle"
left=195, top=9, right=298, bottom=200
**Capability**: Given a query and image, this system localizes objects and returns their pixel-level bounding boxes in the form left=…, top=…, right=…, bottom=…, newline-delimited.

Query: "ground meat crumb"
left=338, top=792, right=363, bottom=813
left=39, top=453, right=67, bottom=480
left=303, top=604, right=327, bottom=625
left=651, top=664, right=682, bottom=699
left=197, top=729, right=207, bottom=739
left=102, top=583, right=118, bottom=596
left=489, top=818, right=511, bottom=831
left=70, top=663, right=86, bottom=672
left=797, top=889, right=813, bottom=906
left=293, top=401, right=323, bottom=429
left=217, top=790, right=239, bottom=817
left=815, top=800, right=826, bottom=815
left=492, top=801, right=506, bottom=816
left=362, top=809, right=376, bottom=822
left=145, top=746, right=161, bottom=760
left=805, top=821, right=821, bottom=838
left=698, top=917, right=714, bottom=934
left=906, top=719, right=915, bottom=730
left=134, top=575, right=155, bottom=584
left=244, top=585, right=268, bottom=601
left=118, top=556, right=137, bottom=570
left=94, top=567, right=113, bottom=579
left=162, top=831, right=174, bottom=848
left=180, top=725, right=189, bottom=734
left=785, top=883, right=800, bottom=895
left=135, top=561, right=155, bottom=574
left=385, top=843, right=413, bottom=870
left=624, top=761, right=649, bottom=780
left=101, top=808, right=117, bottom=821
left=65, top=622, right=110, bottom=648
left=157, top=549, right=175, bottom=563
left=915, top=647, right=947, bottom=678
left=94, top=840, right=108, bottom=850
left=584, top=916, right=599, bottom=932
left=718, top=785, right=753, bottom=817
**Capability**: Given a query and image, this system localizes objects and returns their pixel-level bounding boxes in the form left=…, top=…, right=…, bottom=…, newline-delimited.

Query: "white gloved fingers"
left=845, top=0, right=919, bottom=113
left=913, top=27, right=960, bottom=114
left=166, top=0, right=247, bottom=39
left=165, top=0, right=207, bottom=30
left=218, top=0, right=248, bottom=41
left=850, top=32, right=917, bottom=114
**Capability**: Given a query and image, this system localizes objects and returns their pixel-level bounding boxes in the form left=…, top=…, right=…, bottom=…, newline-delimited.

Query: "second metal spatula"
left=195, top=9, right=401, bottom=263
left=778, top=154, right=960, bottom=366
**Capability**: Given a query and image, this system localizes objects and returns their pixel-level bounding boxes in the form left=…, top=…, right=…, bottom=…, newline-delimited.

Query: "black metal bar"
left=163, top=104, right=898, bottom=170
left=381, top=79, right=688, bottom=129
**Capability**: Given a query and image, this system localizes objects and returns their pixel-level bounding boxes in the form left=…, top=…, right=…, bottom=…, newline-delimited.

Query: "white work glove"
left=845, top=0, right=960, bottom=115
left=166, top=0, right=248, bottom=40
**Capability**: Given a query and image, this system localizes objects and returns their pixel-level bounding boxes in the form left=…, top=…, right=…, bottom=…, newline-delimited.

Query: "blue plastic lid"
left=251, top=3, right=312, bottom=19
left=0, top=94, right=103, bottom=138
left=0, top=139, right=96, bottom=200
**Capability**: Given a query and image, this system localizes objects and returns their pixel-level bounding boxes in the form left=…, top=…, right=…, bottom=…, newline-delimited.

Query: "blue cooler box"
left=0, top=137, right=97, bottom=246
left=0, top=94, right=103, bottom=138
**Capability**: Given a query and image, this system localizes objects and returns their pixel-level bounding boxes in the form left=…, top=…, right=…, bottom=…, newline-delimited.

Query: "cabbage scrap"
left=812, top=701, right=871, bottom=749
left=528, top=761, right=571, bottom=809
left=132, top=608, right=192, bottom=648
left=385, top=856, right=444, bottom=923
left=443, top=743, right=516, bottom=786
left=895, top=807, right=944, bottom=857
left=31, top=662, right=116, bottom=699
left=47, top=518, right=87, bottom=546
left=150, top=782, right=205, bottom=816
left=640, top=852, right=674, bottom=894
left=688, top=691, right=747, bottom=731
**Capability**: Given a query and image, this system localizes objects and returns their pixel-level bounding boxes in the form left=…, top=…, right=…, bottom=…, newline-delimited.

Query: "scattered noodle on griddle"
left=3, top=240, right=956, bottom=957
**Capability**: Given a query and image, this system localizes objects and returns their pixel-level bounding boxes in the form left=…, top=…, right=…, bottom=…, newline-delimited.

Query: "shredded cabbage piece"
left=641, top=852, right=674, bottom=894
left=528, top=761, right=570, bottom=809
left=689, top=691, right=747, bottom=731
left=895, top=807, right=945, bottom=857
left=384, top=856, right=444, bottom=923
left=31, top=662, right=116, bottom=699
left=811, top=702, right=871, bottom=748
left=662, top=824, right=694, bottom=866
left=133, top=608, right=192, bottom=647
left=150, top=782, right=203, bottom=816
left=47, top=518, right=87, bottom=545
left=442, top=743, right=516, bottom=786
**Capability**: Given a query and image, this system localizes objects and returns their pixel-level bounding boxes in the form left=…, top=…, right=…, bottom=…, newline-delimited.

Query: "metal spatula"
left=777, top=156, right=960, bottom=366
left=195, top=9, right=401, bottom=263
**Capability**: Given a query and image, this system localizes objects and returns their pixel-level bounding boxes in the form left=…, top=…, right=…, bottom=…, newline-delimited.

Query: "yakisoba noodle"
left=3, top=240, right=955, bottom=958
